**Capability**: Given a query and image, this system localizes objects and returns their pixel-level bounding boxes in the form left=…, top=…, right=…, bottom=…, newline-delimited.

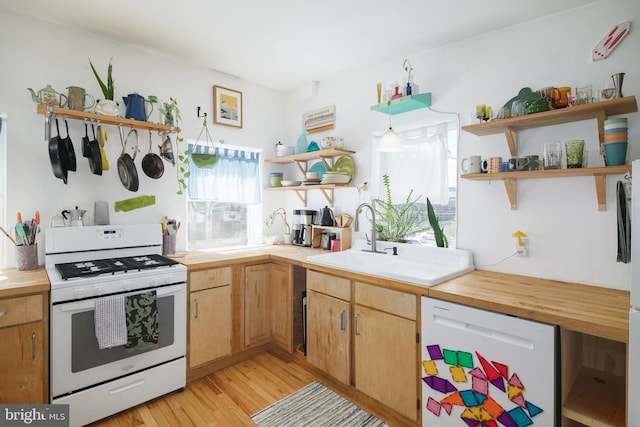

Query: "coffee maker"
left=292, top=209, right=316, bottom=247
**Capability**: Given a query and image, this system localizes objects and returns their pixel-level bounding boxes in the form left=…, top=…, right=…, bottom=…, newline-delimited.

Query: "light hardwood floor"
left=91, top=350, right=417, bottom=427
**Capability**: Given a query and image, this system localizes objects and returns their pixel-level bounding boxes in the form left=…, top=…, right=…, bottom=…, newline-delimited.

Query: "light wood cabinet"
left=0, top=293, right=47, bottom=403
left=244, top=263, right=272, bottom=348
left=307, top=270, right=351, bottom=384
left=271, top=263, right=293, bottom=351
left=188, top=267, right=232, bottom=369
left=353, top=282, right=419, bottom=422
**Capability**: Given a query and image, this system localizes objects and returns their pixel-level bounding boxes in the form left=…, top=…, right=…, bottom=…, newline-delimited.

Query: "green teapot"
left=27, top=84, right=68, bottom=107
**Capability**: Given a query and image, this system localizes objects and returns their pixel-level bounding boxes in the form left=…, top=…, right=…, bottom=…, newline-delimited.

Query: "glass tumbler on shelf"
left=543, top=141, right=562, bottom=169
left=565, top=140, right=585, bottom=168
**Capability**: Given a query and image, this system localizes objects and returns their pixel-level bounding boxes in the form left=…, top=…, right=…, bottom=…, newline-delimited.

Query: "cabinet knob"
left=0, top=311, right=5, bottom=317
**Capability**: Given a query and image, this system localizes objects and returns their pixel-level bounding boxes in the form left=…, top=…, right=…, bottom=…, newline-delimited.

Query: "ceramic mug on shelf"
left=481, top=157, right=502, bottom=174
left=461, top=155, right=482, bottom=174
left=508, top=157, right=530, bottom=172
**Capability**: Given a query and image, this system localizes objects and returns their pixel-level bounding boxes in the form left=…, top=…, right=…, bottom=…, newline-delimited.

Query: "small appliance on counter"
left=292, top=209, right=316, bottom=247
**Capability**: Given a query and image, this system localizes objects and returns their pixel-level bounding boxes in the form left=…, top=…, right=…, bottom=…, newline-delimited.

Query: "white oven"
left=45, top=224, right=187, bottom=427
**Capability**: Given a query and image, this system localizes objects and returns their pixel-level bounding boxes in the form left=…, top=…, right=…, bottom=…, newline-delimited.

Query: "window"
left=186, top=141, right=262, bottom=250
left=372, top=118, right=458, bottom=247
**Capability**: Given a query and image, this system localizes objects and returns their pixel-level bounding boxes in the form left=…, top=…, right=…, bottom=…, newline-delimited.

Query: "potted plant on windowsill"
left=89, top=58, right=120, bottom=116
left=372, top=174, right=428, bottom=242
left=371, top=174, right=448, bottom=246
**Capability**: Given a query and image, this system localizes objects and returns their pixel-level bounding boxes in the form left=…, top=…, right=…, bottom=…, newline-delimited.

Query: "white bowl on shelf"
left=320, top=136, right=344, bottom=149
left=281, top=180, right=301, bottom=187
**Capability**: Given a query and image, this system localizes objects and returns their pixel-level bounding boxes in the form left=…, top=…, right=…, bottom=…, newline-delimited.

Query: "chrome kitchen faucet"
left=354, top=203, right=386, bottom=254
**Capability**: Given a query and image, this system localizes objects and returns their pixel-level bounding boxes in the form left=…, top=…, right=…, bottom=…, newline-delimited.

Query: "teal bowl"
left=604, top=142, right=628, bottom=166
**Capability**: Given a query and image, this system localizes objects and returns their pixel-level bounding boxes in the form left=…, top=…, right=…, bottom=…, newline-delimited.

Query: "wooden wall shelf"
left=461, top=96, right=637, bottom=156
left=37, top=104, right=180, bottom=135
left=265, top=148, right=356, bottom=206
left=460, top=165, right=631, bottom=210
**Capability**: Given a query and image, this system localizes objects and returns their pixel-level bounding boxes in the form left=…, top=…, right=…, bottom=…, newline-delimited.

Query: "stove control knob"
left=73, top=287, right=88, bottom=299
left=94, top=286, right=104, bottom=296
left=123, top=281, right=132, bottom=292
left=150, top=276, right=161, bottom=287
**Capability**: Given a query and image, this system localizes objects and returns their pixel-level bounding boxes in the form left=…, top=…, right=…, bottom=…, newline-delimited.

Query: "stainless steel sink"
left=306, top=240, right=474, bottom=287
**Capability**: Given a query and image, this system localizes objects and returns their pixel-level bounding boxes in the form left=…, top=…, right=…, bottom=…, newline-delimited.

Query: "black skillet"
left=88, top=123, right=102, bottom=176
left=48, top=118, right=69, bottom=184
left=117, top=129, right=139, bottom=192
left=141, top=130, right=164, bottom=179
left=61, top=119, right=77, bottom=172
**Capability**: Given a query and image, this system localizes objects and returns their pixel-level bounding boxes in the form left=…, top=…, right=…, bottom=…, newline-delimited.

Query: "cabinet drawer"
left=190, top=267, right=232, bottom=292
left=307, top=270, right=350, bottom=301
left=354, top=282, right=416, bottom=320
left=0, top=294, right=43, bottom=328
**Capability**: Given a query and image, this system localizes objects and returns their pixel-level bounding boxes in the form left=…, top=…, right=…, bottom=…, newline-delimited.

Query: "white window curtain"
left=187, top=143, right=261, bottom=204
left=373, top=121, right=452, bottom=205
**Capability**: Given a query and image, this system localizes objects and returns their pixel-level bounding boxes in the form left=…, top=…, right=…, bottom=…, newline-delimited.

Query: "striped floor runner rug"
left=251, top=382, right=388, bottom=426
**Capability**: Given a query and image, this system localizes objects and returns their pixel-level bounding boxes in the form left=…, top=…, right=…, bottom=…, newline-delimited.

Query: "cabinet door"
left=0, top=322, right=44, bottom=403
left=354, top=304, right=417, bottom=421
left=189, top=286, right=232, bottom=368
left=271, top=263, right=292, bottom=351
left=307, top=290, right=351, bottom=384
left=244, top=264, right=271, bottom=348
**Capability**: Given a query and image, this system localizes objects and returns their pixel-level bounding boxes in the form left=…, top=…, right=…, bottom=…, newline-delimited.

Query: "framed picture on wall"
left=213, top=85, right=243, bottom=128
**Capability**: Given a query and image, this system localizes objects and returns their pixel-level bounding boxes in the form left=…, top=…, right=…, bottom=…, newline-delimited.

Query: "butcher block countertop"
left=181, top=247, right=630, bottom=343
left=0, top=266, right=50, bottom=298
left=430, top=270, right=629, bottom=343
left=0, top=247, right=630, bottom=343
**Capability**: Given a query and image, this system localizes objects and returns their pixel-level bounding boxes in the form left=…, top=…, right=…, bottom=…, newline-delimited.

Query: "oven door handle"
left=58, top=284, right=183, bottom=312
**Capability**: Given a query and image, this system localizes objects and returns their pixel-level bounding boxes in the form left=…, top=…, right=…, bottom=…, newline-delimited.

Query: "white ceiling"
left=2, top=0, right=595, bottom=91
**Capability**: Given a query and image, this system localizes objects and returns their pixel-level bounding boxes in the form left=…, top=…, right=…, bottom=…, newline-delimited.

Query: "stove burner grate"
left=55, top=254, right=179, bottom=280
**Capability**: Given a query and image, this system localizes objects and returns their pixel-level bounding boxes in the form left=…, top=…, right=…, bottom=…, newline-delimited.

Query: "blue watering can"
left=122, top=93, right=153, bottom=122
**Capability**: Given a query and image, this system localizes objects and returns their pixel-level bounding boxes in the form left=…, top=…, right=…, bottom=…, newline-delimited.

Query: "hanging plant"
left=165, top=98, right=189, bottom=195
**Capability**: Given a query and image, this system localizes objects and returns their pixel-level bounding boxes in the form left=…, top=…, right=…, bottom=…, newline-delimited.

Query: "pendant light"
left=378, top=101, right=402, bottom=152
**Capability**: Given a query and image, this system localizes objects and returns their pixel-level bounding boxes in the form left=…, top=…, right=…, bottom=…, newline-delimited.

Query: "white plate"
left=281, top=180, right=301, bottom=187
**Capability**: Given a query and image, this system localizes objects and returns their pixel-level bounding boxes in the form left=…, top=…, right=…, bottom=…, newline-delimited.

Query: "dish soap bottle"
left=296, top=130, right=308, bottom=154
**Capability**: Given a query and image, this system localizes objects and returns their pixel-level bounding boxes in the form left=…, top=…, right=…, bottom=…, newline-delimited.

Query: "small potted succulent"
left=89, top=58, right=120, bottom=116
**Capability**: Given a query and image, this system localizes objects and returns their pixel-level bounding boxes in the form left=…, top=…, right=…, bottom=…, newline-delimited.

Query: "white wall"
left=282, top=0, right=640, bottom=290
left=0, top=10, right=285, bottom=266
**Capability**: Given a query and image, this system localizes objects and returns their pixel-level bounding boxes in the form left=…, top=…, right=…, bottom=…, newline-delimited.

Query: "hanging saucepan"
left=48, top=118, right=69, bottom=184
left=117, top=128, right=139, bottom=192
left=81, top=122, right=91, bottom=158
left=61, top=119, right=77, bottom=172
left=88, top=123, right=102, bottom=176
left=141, top=130, right=164, bottom=179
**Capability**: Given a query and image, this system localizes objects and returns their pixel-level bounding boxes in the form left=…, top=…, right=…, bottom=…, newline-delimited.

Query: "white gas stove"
left=45, top=224, right=187, bottom=427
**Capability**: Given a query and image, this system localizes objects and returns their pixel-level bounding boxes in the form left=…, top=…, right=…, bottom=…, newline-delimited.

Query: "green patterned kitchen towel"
left=125, top=291, right=159, bottom=351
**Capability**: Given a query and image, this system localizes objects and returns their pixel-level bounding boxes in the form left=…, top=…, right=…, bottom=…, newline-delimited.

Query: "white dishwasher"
left=421, top=297, right=559, bottom=427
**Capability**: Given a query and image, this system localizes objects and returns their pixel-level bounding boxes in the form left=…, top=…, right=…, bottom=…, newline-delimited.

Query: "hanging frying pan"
left=141, top=130, right=164, bottom=179
left=61, top=119, right=77, bottom=172
left=81, top=122, right=91, bottom=158
left=48, top=118, right=69, bottom=184
left=117, top=128, right=139, bottom=192
left=88, top=123, right=102, bottom=176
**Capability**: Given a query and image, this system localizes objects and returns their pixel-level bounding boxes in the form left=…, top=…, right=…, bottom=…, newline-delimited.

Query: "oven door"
left=51, top=283, right=186, bottom=398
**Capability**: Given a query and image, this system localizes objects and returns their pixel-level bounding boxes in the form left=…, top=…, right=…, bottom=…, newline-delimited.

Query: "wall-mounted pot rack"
left=37, top=104, right=180, bottom=140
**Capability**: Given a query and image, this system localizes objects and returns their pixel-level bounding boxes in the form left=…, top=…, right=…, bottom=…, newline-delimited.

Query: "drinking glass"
left=475, top=104, right=486, bottom=123
left=543, top=141, right=562, bottom=169
left=565, top=140, right=585, bottom=168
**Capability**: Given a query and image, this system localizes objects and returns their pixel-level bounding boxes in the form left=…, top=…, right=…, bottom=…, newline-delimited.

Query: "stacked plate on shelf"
left=321, top=171, right=351, bottom=185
